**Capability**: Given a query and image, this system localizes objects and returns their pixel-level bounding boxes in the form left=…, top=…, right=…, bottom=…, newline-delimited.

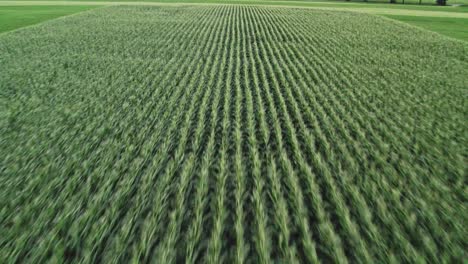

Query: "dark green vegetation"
left=0, top=5, right=97, bottom=33
left=1, top=5, right=467, bottom=263
left=386, top=15, right=468, bottom=41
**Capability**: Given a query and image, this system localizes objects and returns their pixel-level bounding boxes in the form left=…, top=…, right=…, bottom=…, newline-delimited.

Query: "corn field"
left=0, top=5, right=466, bottom=263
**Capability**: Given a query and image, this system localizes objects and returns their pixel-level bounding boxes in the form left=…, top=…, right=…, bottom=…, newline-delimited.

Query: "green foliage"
left=0, top=5, right=466, bottom=263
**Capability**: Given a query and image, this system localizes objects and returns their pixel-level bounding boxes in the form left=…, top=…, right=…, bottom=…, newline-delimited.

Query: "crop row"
left=0, top=5, right=466, bottom=263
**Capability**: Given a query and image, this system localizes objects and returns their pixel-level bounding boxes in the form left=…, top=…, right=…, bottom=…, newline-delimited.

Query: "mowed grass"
left=0, top=5, right=97, bottom=33
left=1, top=5, right=467, bottom=263
left=385, top=15, right=468, bottom=41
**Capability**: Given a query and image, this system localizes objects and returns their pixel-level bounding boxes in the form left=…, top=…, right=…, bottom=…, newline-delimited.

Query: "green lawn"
left=0, top=5, right=97, bottom=33
left=386, top=15, right=468, bottom=41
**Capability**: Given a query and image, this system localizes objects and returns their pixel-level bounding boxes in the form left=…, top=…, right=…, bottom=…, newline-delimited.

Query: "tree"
left=436, top=0, right=447, bottom=5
